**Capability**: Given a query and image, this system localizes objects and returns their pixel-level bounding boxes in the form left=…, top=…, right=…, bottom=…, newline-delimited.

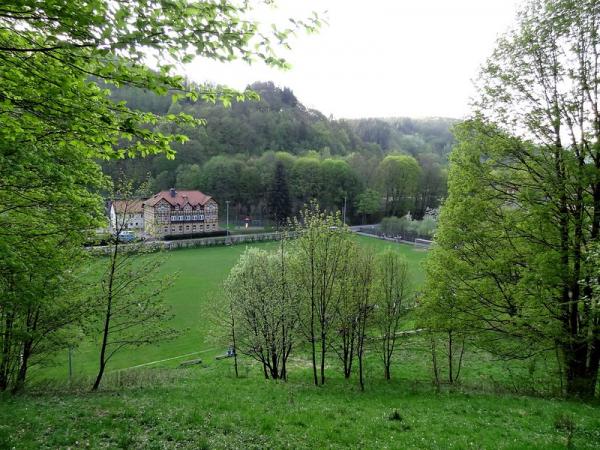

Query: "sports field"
left=34, top=235, right=428, bottom=383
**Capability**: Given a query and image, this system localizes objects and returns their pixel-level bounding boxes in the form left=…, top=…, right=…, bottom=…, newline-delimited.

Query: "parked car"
left=116, top=230, right=136, bottom=242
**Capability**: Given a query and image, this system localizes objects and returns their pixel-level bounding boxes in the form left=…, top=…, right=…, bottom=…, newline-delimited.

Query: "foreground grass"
left=2, top=364, right=599, bottom=449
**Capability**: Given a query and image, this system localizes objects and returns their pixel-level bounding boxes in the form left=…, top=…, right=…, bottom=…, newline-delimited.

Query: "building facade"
left=143, top=189, right=219, bottom=237
left=109, top=199, right=145, bottom=233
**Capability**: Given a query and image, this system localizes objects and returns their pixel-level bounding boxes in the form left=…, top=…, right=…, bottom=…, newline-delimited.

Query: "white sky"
left=185, top=0, right=522, bottom=120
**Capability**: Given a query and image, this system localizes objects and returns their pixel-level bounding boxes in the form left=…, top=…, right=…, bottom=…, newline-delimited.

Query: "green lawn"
left=34, top=235, right=427, bottom=383
left=3, top=364, right=600, bottom=449
left=7, top=236, right=600, bottom=449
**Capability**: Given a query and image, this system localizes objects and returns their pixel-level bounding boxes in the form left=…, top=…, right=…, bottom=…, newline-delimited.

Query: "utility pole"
left=226, top=200, right=230, bottom=236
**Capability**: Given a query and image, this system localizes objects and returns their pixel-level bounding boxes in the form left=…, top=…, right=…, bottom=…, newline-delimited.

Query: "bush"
left=380, top=214, right=436, bottom=239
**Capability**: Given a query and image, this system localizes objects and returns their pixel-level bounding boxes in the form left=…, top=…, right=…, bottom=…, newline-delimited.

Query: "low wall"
left=355, top=229, right=433, bottom=248
left=88, top=231, right=288, bottom=255
left=160, top=231, right=286, bottom=250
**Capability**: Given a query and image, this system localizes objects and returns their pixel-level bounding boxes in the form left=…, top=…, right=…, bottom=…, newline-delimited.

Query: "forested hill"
left=102, top=81, right=456, bottom=221
left=347, top=117, right=457, bottom=160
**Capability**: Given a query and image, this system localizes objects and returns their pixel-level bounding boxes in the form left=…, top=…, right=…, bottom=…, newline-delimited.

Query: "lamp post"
left=343, top=196, right=347, bottom=225
left=226, top=200, right=230, bottom=236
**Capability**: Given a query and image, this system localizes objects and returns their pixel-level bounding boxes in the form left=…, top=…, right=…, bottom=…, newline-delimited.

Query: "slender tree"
left=331, top=244, right=375, bottom=384
left=91, top=195, right=177, bottom=391
left=374, top=249, right=411, bottom=380
left=292, top=202, right=353, bottom=385
left=353, top=249, right=375, bottom=391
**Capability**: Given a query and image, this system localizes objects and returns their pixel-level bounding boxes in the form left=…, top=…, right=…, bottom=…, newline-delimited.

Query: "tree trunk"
left=431, top=335, right=440, bottom=390
left=92, top=240, right=118, bottom=391
left=310, top=318, right=318, bottom=386
left=12, top=340, right=32, bottom=393
left=92, top=360, right=106, bottom=391
left=310, top=263, right=318, bottom=387
left=320, top=330, right=326, bottom=385
left=564, top=342, right=600, bottom=398
left=358, top=350, right=365, bottom=391
left=448, top=331, right=453, bottom=384
left=384, top=360, right=391, bottom=381
left=232, top=343, right=239, bottom=379
left=0, top=310, right=15, bottom=391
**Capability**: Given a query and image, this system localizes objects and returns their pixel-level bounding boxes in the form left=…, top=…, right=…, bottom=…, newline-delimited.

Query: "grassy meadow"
left=4, top=235, right=600, bottom=449
left=3, top=364, right=600, bottom=449
left=33, top=235, right=427, bottom=382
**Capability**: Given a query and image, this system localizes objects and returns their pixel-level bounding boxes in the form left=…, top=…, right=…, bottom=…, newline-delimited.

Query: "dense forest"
left=103, top=81, right=455, bottom=223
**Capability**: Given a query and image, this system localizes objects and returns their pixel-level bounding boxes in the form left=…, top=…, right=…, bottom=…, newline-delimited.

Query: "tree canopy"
left=424, top=0, right=600, bottom=398
left=0, top=0, right=318, bottom=392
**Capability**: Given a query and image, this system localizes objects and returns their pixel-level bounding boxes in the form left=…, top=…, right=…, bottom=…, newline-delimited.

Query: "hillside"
left=4, top=239, right=600, bottom=449
left=101, top=82, right=454, bottom=223
left=3, top=367, right=600, bottom=449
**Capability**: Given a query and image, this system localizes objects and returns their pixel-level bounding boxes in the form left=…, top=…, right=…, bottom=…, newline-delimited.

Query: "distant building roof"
left=112, top=199, right=145, bottom=214
left=145, top=189, right=213, bottom=208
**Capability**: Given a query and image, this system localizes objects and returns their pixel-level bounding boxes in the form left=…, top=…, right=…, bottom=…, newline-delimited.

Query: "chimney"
left=169, top=188, right=177, bottom=198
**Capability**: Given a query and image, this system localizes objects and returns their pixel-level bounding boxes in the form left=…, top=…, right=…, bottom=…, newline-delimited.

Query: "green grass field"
left=6, top=236, right=600, bottom=449
left=33, top=235, right=428, bottom=383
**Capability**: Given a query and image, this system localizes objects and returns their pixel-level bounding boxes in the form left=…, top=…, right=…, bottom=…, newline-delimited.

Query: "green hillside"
left=6, top=238, right=600, bottom=450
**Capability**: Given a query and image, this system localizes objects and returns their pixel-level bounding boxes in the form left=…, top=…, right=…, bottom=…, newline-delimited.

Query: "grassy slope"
left=35, top=236, right=426, bottom=382
left=9, top=237, right=600, bottom=449
left=3, top=365, right=600, bottom=449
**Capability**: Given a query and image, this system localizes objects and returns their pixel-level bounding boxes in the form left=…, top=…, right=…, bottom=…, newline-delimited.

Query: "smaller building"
left=109, top=199, right=145, bottom=234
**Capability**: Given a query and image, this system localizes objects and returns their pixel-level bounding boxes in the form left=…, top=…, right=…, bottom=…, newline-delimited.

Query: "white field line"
left=112, top=348, right=218, bottom=372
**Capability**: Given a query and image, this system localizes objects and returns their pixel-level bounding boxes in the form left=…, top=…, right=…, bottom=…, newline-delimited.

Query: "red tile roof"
left=145, top=190, right=213, bottom=208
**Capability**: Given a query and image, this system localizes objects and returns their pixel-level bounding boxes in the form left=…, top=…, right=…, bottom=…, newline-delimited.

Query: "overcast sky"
left=185, top=0, right=522, bottom=120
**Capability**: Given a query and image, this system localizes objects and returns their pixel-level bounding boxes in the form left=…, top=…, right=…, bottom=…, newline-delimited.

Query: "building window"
left=179, top=225, right=182, bottom=231
left=171, top=226, right=175, bottom=232
left=192, top=225, right=196, bottom=231
left=164, top=227, right=168, bottom=232
left=186, top=225, right=190, bottom=231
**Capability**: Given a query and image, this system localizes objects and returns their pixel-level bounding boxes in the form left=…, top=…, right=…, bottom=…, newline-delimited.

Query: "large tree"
left=426, top=0, right=600, bottom=398
left=1, top=0, right=318, bottom=391
left=377, top=155, right=421, bottom=217
left=225, top=245, right=297, bottom=380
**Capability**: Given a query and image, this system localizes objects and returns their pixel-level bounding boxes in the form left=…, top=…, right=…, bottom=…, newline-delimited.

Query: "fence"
left=356, top=227, right=433, bottom=248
